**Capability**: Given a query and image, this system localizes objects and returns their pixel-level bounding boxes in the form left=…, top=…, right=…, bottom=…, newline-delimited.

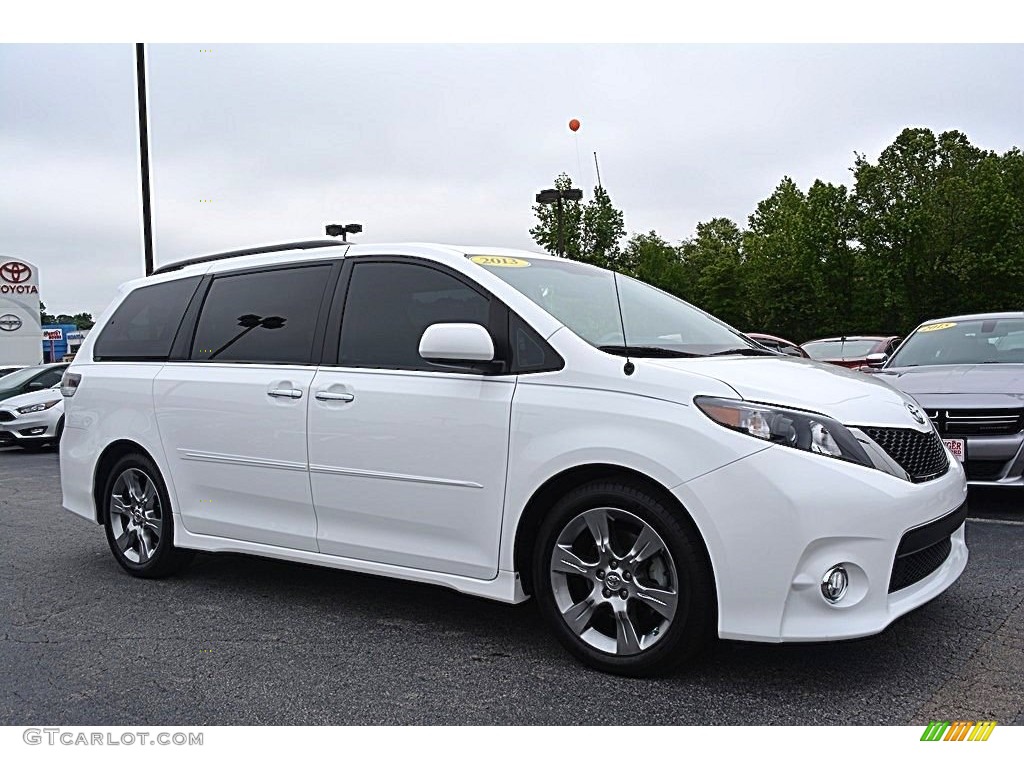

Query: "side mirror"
left=865, top=352, right=888, bottom=368
left=26, top=381, right=46, bottom=390
left=419, top=323, right=497, bottom=369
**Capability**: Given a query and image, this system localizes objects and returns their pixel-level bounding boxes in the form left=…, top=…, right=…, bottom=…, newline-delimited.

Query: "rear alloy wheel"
left=103, top=453, right=193, bottom=578
left=534, top=481, right=715, bottom=676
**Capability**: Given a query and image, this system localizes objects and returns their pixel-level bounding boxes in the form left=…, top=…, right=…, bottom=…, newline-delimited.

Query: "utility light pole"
left=135, top=43, right=154, bottom=276
left=536, top=187, right=582, bottom=258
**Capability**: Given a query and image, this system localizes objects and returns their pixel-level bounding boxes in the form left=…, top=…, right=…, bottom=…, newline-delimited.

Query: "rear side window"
left=191, top=265, right=332, bottom=364
left=93, top=277, right=201, bottom=361
left=339, top=261, right=490, bottom=370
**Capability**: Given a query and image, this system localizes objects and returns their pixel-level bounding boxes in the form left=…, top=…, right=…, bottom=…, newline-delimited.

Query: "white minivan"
left=60, top=241, right=968, bottom=676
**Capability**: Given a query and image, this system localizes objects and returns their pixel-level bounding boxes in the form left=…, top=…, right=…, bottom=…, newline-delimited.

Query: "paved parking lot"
left=1, top=447, right=1022, bottom=726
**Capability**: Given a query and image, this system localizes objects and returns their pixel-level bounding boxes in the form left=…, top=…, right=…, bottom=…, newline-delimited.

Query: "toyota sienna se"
left=59, top=242, right=968, bottom=676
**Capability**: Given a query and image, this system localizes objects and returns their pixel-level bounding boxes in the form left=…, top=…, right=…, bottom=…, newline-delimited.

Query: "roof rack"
left=151, top=240, right=343, bottom=276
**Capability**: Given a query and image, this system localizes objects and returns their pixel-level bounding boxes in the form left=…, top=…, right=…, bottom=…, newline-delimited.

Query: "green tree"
left=529, top=173, right=585, bottom=260
left=851, top=127, right=1003, bottom=330
left=624, top=231, right=684, bottom=293
left=804, top=180, right=860, bottom=336
left=581, top=184, right=626, bottom=270
left=526, top=127, right=1024, bottom=343
left=39, top=302, right=95, bottom=329
left=678, top=218, right=747, bottom=329
left=530, top=173, right=625, bottom=268
left=742, top=178, right=824, bottom=341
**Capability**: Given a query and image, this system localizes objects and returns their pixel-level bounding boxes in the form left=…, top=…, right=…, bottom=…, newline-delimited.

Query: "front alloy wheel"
left=534, top=481, right=715, bottom=676
left=550, top=507, right=678, bottom=656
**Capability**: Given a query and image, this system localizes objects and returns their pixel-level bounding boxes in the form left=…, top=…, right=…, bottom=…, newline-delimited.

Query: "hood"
left=876, top=364, right=1024, bottom=395
left=0, top=387, right=63, bottom=410
left=874, top=364, right=1024, bottom=410
left=646, top=355, right=925, bottom=428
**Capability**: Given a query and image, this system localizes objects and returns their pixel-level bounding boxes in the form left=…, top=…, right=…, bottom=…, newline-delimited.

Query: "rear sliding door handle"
left=315, top=391, right=355, bottom=402
left=268, top=388, right=303, bottom=399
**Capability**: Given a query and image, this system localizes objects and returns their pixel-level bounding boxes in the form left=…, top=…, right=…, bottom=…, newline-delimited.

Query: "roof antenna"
left=325, top=223, right=363, bottom=242
left=612, top=271, right=634, bottom=376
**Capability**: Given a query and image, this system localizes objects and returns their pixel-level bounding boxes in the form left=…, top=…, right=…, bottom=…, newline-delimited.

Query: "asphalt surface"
left=1, top=447, right=1022, bottom=726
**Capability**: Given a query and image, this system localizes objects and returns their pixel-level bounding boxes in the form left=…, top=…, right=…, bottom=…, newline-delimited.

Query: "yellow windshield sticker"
left=470, top=255, right=531, bottom=268
left=918, top=322, right=957, bottom=333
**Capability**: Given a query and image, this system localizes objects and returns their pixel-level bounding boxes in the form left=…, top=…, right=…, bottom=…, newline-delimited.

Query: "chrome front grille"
left=924, top=408, right=1023, bottom=436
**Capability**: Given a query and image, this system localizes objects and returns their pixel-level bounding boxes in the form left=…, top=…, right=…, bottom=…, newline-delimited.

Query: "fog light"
left=23, top=427, right=47, bottom=436
left=820, top=565, right=849, bottom=603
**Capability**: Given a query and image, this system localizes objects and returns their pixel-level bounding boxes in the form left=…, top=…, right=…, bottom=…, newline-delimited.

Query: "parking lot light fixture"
left=535, top=187, right=583, bottom=258
left=325, top=223, right=363, bottom=242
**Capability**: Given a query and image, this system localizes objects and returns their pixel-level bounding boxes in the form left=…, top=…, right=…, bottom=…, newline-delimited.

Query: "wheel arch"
left=512, top=463, right=717, bottom=599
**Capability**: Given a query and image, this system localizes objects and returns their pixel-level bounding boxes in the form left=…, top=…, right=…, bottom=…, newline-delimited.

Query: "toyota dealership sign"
left=0, top=257, right=43, bottom=364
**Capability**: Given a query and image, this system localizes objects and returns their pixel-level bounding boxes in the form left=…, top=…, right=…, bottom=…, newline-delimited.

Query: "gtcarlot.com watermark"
left=23, top=728, right=203, bottom=746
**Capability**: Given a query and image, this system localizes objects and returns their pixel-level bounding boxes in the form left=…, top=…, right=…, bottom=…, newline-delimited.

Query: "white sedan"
left=0, top=384, right=64, bottom=451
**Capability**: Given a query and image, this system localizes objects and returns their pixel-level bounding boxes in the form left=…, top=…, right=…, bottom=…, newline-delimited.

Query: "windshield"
left=802, top=339, right=879, bottom=360
left=889, top=318, right=1024, bottom=367
left=470, top=255, right=754, bottom=356
left=0, top=365, right=47, bottom=388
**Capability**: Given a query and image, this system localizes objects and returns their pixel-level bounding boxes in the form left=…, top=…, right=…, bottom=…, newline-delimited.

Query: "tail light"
left=60, top=371, right=81, bottom=398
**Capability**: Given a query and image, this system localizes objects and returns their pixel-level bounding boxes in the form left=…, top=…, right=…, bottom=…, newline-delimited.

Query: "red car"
left=801, top=336, right=902, bottom=369
left=746, top=333, right=810, bottom=358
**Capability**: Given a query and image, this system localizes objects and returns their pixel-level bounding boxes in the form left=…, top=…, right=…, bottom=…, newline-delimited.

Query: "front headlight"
left=695, top=396, right=871, bottom=467
left=16, top=400, right=60, bottom=414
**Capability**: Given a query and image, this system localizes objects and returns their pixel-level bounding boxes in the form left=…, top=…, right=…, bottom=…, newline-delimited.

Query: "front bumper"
left=673, top=442, right=968, bottom=643
left=951, top=433, right=1024, bottom=486
left=0, top=411, right=61, bottom=446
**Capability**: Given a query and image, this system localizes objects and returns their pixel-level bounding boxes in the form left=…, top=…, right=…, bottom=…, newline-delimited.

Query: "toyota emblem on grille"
left=0, top=313, right=22, bottom=332
left=906, top=402, right=926, bottom=425
left=0, top=261, right=32, bottom=284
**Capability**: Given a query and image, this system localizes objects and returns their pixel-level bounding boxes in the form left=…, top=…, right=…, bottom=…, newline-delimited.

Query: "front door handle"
left=315, top=391, right=355, bottom=402
left=268, top=388, right=303, bottom=399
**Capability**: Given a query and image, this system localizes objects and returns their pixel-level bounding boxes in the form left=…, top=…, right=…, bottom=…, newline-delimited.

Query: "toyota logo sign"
left=0, top=313, right=22, bottom=332
left=0, top=261, right=32, bottom=284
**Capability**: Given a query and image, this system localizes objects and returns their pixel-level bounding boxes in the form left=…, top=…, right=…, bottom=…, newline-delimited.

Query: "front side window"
left=469, top=255, right=751, bottom=357
left=889, top=318, right=1024, bottom=367
left=191, top=265, right=332, bottom=364
left=339, top=261, right=490, bottom=369
left=93, top=277, right=201, bottom=361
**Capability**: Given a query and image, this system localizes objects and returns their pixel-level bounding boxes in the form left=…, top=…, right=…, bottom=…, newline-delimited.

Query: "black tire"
left=532, top=480, right=716, bottom=677
left=102, top=452, right=193, bottom=579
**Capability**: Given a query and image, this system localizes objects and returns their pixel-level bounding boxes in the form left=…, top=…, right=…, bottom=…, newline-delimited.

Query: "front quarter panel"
left=500, top=332, right=768, bottom=572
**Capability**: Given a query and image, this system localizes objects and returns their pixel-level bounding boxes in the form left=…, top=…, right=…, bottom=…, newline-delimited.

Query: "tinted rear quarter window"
left=93, top=277, right=201, bottom=361
left=191, top=265, right=332, bottom=365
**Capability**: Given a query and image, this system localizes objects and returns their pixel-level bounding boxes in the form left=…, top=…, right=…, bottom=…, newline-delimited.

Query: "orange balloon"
left=568, top=118, right=581, bottom=132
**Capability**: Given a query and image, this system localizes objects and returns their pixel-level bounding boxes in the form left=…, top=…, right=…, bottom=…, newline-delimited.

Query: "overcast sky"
left=1, top=44, right=1022, bottom=316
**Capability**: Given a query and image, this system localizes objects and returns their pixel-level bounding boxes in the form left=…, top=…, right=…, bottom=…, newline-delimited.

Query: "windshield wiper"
left=598, top=345, right=701, bottom=358
left=705, top=347, right=777, bottom=357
